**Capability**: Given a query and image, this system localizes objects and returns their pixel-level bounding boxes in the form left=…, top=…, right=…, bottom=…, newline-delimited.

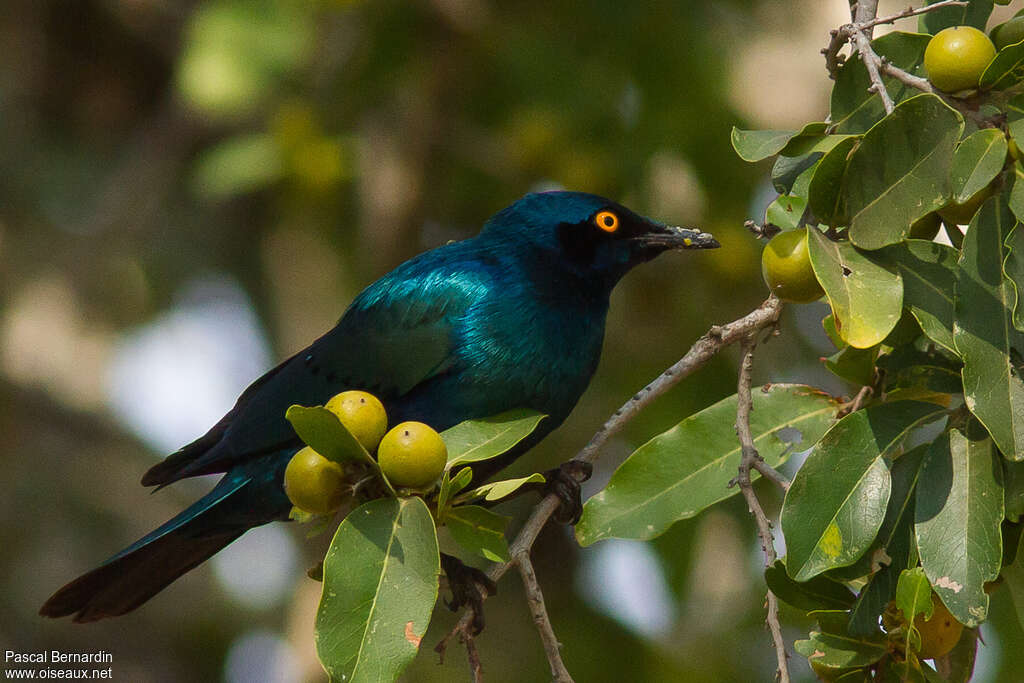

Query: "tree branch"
left=439, top=296, right=786, bottom=662
left=515, top=552, right=573, bottom=683
left=730, top=335, right=790, bottom=683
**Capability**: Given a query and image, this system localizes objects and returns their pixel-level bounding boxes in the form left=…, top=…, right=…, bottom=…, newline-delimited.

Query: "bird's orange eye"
left=595, top=210, right=619, bottom=233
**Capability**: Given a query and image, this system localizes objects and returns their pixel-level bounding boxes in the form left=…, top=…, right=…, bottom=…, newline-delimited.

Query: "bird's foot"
left=441, top=553, right=497, bottom=635
left=543, top=460, right=593, bottom=525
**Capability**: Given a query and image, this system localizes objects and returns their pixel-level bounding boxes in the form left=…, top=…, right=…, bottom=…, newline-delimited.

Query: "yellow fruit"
left=924, top=26, right=996, bottom=93
left=908, top=212, right=941, bottom=240
left=915, top=593, right=963, bottom=660
left=992, top=16, right=1024, bottom=50
left=325, top=390, right=388, bottom=452
left=284, top=446, right=346, bottom=514
left=377, top=422, right=448, bottom=488
left=761, top=229, right=824, bottom=303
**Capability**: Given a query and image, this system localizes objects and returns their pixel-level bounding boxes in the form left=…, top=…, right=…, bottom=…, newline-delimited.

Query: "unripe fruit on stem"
left=915, top=593, right=963, bottom=660
left=377, top=422, right=448, bottom=488
left=924, top=26, right=996, bottom=94
left=285, top=446, right=346, bottom=514
left=325, top=390, right=388, bottom=452
left=761, top=229, right=824, bottom=303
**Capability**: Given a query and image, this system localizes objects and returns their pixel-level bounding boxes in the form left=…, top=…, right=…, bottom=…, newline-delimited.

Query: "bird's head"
left=480, top=191, right=719, bottom=288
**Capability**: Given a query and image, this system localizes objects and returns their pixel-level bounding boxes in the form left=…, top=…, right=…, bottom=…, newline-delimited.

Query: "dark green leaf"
left=844, top=447, right=925, bottom=636
left=844, top=95, right=962, bottom=250
left=1005, top=460, right=1024, bottom=522
left=954, top=196, right=1024, bottom=460
left=285, top=404, right=372, bottom=464
left=807, top=229, right=904, bottom=349
left=980, top=40, right=1024, bottom=90
left=918, top=0, right=993, bottom=34
left=875, top=240, right=959, bottom=353
left=1003, top=220, right=1024, bottom=332
left=444, top=505, right=510, bottom=562
left=831, top=33, right=933, bottom=134
left=935, top=628, right=980, bottom=683
left=1007, top=161, right=1024, bottom=223
left=773, top=153, right=820, bottom=195
left=782, top=402, right=946, bottom=581
left=442, top=409, right=546, bottom=467
left=808, top=137, right=858, bottom=226
left=765, top=559, right=856, bottom=611
left=730, top=123, right=828, bottom=163
left=576, top=384, right=838, bottom=545
left=824, top=345, right=878, bottom=386
left=1002, top=533, right=1024, bottom=630
left=949, top=129, right=1007, bottom=204
left=316, top=497, right=439, bottom=682
left=795, top=630, right=887, bottom=668
left=915, top=430, right=1003, bottom=627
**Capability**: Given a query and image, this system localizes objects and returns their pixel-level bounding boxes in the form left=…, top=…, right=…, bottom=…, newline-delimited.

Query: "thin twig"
left=515, top=553, right=573, bottom=683
left=439, top=296, right=786, bottom=654
left=731, top=335, right=790, bottom=683
left=838, top=385, right=873, bottom=417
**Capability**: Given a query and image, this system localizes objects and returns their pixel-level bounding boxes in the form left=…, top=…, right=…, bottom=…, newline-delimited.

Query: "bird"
left=40, top=190, right=718, bottom=622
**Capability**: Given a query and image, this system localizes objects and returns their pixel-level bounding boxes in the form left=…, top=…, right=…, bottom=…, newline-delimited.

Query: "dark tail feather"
left=40, top=458, right=291, bottom=622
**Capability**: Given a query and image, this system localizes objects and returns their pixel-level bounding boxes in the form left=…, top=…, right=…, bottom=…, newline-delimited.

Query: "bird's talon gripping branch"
left=544, top=461, right=592, bottom=525
left=441, top=553, right=497, bottom=636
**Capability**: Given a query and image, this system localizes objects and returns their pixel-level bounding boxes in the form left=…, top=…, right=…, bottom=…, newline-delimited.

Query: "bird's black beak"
left=636, top=224, right=720, bottom=251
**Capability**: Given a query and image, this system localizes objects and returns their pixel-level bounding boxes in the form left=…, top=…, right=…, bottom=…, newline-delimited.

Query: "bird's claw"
left=441, top=553, right=497, bottom=635
left=544, top=460, right=592, bottom=525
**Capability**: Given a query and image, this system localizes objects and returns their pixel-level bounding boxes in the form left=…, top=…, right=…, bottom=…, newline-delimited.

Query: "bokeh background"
left=2, top=1, right=1022, bottom=681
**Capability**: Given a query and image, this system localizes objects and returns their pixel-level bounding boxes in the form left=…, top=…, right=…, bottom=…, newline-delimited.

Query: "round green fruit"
left=924, top=26, right=996, bottom=93
left=284, top=446, right=345, bottom=514
left=916, top=593, right=963, bottom=660
left=377, top=421, right=448, bottom=488
left=325, top=390, right=388, bottom=452
left=992, top=16, right=1024, bottom=50
left=761, top=229, right=824, bottom=303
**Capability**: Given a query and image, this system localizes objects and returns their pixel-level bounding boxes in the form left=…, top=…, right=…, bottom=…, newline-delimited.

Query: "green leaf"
left=807, top=229, right=904, bottom=349
left=444, top=505, right=510, bottom=562
left=1005, top=460, right=1024, bottom=522
left=954, top=196, right=1024, bottom=460
left=875, top=240, right=959, bottom=353
left=896, top=567, right=935, bottom=621
left=795, top=630, right=887, bottom=669
left=316, top=497, right=439, bottom=682
left=825, top=345, right=878, bottom=386
left=765, top=194, right=807, bottom=232
left=938, top=627, right=980, bottom=683
left=844, top=447, right=925, bottom=636
left=980, top=40, right=1024, bottom=90
left=730, top=123, right=827, bottom=163
left=459, top=472, right=546, bottom=503
left=844, top=95, right=963, bottom=250
left=918, top=0, right=993, bottom=34
left=576, top=384, right=838, bottom=546
left=285, top=405, right=372, bottom=464
left=773, top=153, right=819, bottom=195
left=782, top=401, right=946, bottom=581
left=437, top=466, right=473, bottom=514
left=442, top=409, right=546, bottom=467
left=950, top=129, right=1007, bottom=204
left=830, top=32, right=933, bottom=134
left=764, top=559, right=856, bottom=611
left=915, top=430, right=1003, bottom=627
left=808, top=137, right=859, bottom=226
left=1003, top=220, right=1024, bottom=332
left=1008, top=161, right=1024, bottom=223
